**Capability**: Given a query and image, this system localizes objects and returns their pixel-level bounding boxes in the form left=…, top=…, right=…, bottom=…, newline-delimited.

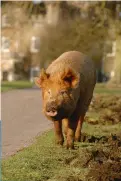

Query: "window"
left=30, top=67, right=40, bottom=82
left=110, top=71, right=115, bottom=78
left=1, top=36, right=10, bottom=52
left=30, top=36, right=40, bottom=53
left=2, top=14, right=10, bottom=28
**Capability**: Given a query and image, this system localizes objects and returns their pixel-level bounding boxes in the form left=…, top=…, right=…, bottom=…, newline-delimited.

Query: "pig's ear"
left=62, top=68, right=80, bottom=88
left=34, top=69, right=50, bottom=88
left=34, top=77, right=42, bottom=88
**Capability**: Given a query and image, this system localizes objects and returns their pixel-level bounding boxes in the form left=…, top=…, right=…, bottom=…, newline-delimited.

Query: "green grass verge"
left=94, top=83, right=121, bottom=94
left=1, top=81, right=34, bottom=92
left=2, top=121, right=121, bottom=181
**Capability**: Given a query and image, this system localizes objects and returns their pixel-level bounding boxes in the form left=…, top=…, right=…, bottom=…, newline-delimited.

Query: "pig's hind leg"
left=74, top=89, right=94, bottom=142
left=75, top=115, right=84, bottom=142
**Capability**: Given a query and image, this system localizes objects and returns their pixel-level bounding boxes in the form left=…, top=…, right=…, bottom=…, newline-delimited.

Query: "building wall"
left=1, top=7, right=45, bottom=81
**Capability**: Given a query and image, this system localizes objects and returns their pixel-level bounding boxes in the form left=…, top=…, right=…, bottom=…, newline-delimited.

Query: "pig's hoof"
left=56, top=139, right=64, bottom=146
left=66, top=140, right=74, bottom=149
left=74, top=136, right=81, bottom=142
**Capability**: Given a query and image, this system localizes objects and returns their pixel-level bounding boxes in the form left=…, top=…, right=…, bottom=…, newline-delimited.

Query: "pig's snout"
left=46, top=101, right=58, bottom=117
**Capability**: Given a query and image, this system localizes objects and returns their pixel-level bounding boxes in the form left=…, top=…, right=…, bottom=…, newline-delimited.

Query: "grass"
left=2, top=122, right=121, bottom=181
left=1, top=81, right=34, bottom=92
left=94, top=83, right=121, bottom=94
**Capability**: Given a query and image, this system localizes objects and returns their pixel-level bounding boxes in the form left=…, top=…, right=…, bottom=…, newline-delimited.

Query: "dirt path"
left=2, top=88, right=53, bottom=158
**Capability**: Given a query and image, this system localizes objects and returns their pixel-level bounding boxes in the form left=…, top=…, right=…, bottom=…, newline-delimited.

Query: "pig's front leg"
left=53, top=120, right=64, bottom=145
left=62, top=118, right=68, bottom=138
left=66, top=106, right=80, bottom=149
left=66, top=120, right=76, bottom=149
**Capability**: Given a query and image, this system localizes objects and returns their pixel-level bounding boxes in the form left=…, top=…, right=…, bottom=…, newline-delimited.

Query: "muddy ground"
left=87, top=94, right=121, bottom=125
left=80, top=94, right=121, bottom=181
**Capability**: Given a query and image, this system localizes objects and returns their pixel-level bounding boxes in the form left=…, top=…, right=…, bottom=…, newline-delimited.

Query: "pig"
left=35, top=51, right=96, bottom=149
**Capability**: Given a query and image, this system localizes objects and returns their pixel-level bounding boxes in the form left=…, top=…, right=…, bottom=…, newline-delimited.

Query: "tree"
left=39, top=3, right=110, bottom=68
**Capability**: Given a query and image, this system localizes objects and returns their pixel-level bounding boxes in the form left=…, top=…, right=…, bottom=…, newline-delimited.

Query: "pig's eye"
left=60, top=90, right=67, bottom=95
left=48, top=89, right=51, bottom=95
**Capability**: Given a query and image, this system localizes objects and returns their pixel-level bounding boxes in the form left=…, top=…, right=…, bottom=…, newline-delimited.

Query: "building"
left=103, top=39, right=121, bottom=84
left=1, top=7, right=43, bottom=81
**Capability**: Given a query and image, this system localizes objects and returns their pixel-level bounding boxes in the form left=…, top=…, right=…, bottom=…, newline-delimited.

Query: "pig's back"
left=47, top=51, right=85, bottom=74
left=46, top=51, right=96, bottom=85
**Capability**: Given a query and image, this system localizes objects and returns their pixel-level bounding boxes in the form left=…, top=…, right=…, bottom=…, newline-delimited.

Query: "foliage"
left=1, top=1, right=46, bottom=16
left=38, top=1, right=120, bottom=68
left=40, top=17, right=108, bottom=68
